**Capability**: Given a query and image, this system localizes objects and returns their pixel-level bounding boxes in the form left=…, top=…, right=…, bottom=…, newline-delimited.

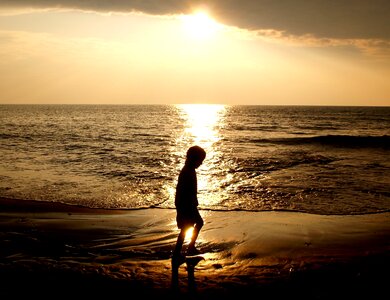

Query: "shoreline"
left=0, top=197, right=389, bottom=299
left=1, top=196, right=388, bottom=215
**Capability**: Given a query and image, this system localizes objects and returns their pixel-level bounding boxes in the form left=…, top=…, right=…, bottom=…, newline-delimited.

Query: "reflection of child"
left=172, top=146, right=206, bottom=261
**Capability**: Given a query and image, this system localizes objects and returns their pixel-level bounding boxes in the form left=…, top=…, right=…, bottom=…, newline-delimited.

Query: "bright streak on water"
left=175, top=104, right=227, bottom=207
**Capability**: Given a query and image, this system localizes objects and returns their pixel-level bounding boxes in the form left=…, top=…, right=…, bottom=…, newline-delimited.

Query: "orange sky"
left=0, top=1, right=389, bottom=106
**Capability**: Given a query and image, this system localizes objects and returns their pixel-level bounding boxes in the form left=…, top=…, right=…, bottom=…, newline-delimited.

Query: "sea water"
left=0, top=104, right=389, bottom=215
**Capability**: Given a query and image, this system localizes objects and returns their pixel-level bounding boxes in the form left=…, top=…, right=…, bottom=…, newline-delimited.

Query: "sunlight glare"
left=175, top=104, right=227, bottom=208
left=185, top=227, right=194, bottom=240
left=178, top=104, right=225, bottom=147
left=181, top=12, right=222, bottom=40
left=164, top=104, right=226, bottom=210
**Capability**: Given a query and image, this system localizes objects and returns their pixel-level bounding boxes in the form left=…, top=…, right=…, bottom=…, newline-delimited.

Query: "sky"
left=0, top=0, right=389, bottom=106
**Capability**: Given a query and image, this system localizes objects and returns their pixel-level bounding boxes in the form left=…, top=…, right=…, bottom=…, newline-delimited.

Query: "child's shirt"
left=175, top=164, right=198, bottom=211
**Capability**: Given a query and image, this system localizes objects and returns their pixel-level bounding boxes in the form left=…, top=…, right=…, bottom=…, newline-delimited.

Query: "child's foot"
left=187, top=246, right=201, bottom=256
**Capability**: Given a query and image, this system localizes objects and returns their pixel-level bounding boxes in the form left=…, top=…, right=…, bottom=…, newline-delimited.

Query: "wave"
left=196, top=207, right=390, bottom=216
left=2, top=197, right=388, bottom=217
left=252, top=135, right=390, bottom=149
left=138, top=204, right=390, bottom=216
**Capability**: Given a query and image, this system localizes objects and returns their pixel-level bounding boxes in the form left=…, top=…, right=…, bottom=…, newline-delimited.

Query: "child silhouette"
left=172, top=145, right=206, bottom=264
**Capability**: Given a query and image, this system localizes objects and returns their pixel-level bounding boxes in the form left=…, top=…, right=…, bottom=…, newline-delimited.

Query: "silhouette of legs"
left=173, top=228, right=186, bottom=257
left=187, top=220, right=203, bottom=254
left=173, top=215, right=203, bottom=259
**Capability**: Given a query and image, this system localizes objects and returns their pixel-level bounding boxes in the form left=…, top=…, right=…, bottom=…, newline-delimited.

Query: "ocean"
left=0, top=104, right=389, bottom=215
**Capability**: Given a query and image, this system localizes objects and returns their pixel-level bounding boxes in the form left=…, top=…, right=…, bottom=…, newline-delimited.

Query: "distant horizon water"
left=1, top=103, right=389, bottom=107
left=0, top=104, right=389, bottom=215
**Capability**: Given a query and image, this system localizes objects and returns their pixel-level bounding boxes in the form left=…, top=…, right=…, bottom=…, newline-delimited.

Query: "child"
left=172, top=145, right=206, bottom=263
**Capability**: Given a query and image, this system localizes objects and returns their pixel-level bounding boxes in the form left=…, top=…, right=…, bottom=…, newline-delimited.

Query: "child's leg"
left=188, top=214, right=204, bottom=251
left=188, top=223, right=202, bottom=250
left=173, top=228, right=186, bottom=257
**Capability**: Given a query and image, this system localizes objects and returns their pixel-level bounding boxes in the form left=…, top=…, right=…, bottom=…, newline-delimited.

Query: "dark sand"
left=0, top=197, right=389, bottom=299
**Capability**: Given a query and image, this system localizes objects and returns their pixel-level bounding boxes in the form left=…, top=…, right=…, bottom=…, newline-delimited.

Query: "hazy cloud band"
left=1, top=0, right=389, bottom=39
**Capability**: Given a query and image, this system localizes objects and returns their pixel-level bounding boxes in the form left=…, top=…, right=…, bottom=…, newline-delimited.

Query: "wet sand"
left=0, top=197, right=389, bottom=299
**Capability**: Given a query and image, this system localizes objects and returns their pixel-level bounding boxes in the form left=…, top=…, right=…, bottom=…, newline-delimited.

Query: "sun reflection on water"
left=175, top=104, right=227, bottom=207
left=178, top=104, right=225, bottom=147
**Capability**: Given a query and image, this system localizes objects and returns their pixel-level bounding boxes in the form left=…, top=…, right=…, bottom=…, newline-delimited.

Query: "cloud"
left=0, top=0, right=190, bottom=16
left=0, top=0, right=389, bottom=40
left=211, top=0, right=390, bottom=40
left=255, top=29, right=390, bottom=61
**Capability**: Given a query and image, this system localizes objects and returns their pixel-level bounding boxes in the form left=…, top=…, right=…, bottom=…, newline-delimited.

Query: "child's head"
left=186, top=145, right=206, bottom=168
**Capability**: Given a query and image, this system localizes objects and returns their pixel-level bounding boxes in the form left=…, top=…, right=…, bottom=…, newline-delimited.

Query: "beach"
left=1, top=197, right=388, bottom=299
left=1, top=1, right=389, bottom=297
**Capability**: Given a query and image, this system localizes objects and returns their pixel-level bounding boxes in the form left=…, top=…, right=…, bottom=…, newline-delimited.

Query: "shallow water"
left=1, top=104, right=389, bottom=215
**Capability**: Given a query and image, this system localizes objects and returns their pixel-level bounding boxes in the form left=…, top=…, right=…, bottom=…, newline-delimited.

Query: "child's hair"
left=186, top=145, right=206, bottom=162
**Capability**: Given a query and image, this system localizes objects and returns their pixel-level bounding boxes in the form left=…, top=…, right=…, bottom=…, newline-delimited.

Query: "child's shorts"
left=176, top=209, right=203, bottom=229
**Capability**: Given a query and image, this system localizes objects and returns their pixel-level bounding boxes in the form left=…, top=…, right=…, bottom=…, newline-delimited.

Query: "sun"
left=181, top=12, right=222, bottom=40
